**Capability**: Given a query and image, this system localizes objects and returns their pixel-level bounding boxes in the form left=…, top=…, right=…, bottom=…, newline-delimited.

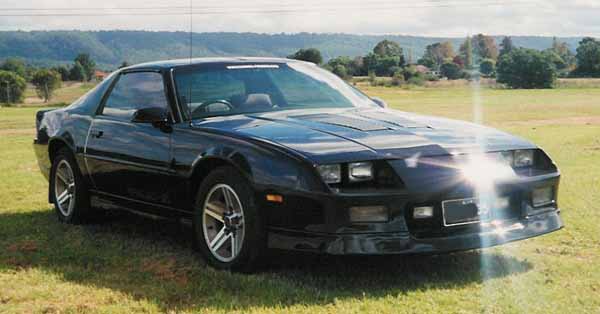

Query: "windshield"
left=174, top=62, right=377, bottom=119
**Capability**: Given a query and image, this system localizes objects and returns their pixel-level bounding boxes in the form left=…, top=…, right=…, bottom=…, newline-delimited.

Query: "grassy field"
left=1, top=84, right=599, bottom=313
left=18, top=81, right=97, bottom=107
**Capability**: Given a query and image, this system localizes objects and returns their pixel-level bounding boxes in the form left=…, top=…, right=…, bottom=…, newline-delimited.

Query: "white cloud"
left=0, top=0, right=599, bottom=37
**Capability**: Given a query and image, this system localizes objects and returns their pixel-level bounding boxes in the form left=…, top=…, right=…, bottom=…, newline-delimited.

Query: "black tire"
left=193, top=166, right=266, bottom=272
left=50, top=148, right=92, bottom=224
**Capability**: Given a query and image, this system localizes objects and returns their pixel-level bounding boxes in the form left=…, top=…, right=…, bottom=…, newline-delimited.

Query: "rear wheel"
left=50, top=148, right=92, bottom=223
left=193, top=166, right=265, bottom=272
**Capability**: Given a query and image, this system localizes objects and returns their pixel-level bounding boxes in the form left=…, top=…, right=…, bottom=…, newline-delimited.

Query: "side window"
left=102, top=72, right=169, bottom=119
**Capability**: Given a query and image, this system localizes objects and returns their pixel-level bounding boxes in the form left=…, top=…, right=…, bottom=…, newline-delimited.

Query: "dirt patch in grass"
left=7, top=240, right=38, bottom=253
left=140, top=257, right=190, bottom=286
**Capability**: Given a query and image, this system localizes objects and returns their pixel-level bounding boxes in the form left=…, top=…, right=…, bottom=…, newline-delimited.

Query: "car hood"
left=191, top=108, right=536, bottom=164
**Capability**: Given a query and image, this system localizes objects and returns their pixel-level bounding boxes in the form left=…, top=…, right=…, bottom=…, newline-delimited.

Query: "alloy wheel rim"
left=202, top=184, right=245, bottom=263
left=54, top=159, right=76, bottom=217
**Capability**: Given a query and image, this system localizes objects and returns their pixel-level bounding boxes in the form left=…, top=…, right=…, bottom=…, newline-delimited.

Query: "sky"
left=0, top=0, right=599, bottom=37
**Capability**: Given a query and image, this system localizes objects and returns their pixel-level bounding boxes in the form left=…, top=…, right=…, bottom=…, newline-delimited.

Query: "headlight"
left=532, top=186, right=555, bottom=207
left=348, top=162, right=374, bottom=182
left=317, top=164, right=341, bottom=184
left=514, top=150, right=534, bottom=168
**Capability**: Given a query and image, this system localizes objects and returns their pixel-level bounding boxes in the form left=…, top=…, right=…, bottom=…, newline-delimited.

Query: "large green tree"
left=373, top=40, right=403, bottom=57
left=52, top=65, right=70, bottom=81
left=0, top=70, right=27, bottom=104
left=74, top=53, right=96, bottom=81
left=473, top=34, right=499, bottom=61
left=288, top=48, right=323, bottom=65
left=497, top=48, right=557, bottom=89
left=573, top=37, right=600, bottom=77
left=1, top=58, right=27, bottom=78
left=69, top=62, right=86, bottom=81
left=419, top=41, right=455, bottom=70
left=31, top=69, right=62, bottom=102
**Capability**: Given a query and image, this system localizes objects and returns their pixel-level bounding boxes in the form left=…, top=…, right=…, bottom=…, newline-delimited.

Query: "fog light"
left=413, top=206, right=434, bottom=219
left=532, top=186, right=554, bottom=207
left=495, top=196, right=510, bottom=209
left=349, top=206, right=388, bottom=222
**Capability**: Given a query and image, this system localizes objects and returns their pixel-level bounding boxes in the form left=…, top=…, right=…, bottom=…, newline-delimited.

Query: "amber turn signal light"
left=266, top=194, right=283, bottom=203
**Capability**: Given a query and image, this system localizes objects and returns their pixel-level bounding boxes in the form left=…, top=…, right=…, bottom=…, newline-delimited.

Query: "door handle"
left=91, top=130, right=104, bottom=138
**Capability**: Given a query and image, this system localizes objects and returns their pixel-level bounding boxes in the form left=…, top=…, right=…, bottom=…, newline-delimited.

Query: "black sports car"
left=34, top=57, right=563, bottom=271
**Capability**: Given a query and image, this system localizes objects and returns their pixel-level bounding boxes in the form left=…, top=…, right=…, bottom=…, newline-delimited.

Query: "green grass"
left=1, top=85, right=599, bottom=313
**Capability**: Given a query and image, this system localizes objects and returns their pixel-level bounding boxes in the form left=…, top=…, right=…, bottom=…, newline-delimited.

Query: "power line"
left=0, top=0, right=526, bottom=11
left=0, top=1, right=538, bottom=17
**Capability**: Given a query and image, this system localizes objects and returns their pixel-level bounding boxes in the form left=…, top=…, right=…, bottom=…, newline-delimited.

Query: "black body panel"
left=33, top=57, right=563, bottom=255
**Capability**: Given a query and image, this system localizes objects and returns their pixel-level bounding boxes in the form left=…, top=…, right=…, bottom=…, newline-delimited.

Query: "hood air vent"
left=291, top=114, right=390, bottom=132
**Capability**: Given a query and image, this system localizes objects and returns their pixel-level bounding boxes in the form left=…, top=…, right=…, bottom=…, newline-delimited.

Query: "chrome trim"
left=170, top=68, right=184, bottom=122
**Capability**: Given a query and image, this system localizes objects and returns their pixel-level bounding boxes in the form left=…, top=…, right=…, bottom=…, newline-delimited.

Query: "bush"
left=497, top=48, right=557, bottom=89
left=391, top=70, right=405, bottom=86
left=440, top=62, right=462, bottom=80
left=0, top=70, right=27, bottom=104
left=332, top=65, right=349, bottom=80
left=479, top=59, right=496, bottom=76
left=407, top=74, right=425, bottom=86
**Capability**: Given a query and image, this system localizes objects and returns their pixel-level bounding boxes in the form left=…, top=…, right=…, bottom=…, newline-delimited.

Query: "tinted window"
left=102, top=72, right=168, bottom=119
left=68, top=72, right=117, bottom=115
left=175, top=63, right=377, bottom=119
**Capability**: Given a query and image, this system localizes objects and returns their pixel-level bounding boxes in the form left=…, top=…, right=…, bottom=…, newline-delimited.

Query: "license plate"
left=442, top=197, right=491, bottom=226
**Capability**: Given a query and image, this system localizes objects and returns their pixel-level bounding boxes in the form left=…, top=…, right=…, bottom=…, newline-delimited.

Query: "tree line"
left=289, top=35, right=600, bottom=89
left=0, top=53, right=96, bottom=104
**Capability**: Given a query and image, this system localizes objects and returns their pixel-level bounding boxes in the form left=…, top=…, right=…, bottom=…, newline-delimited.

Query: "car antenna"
left=186, top=0, right=193, bottom=120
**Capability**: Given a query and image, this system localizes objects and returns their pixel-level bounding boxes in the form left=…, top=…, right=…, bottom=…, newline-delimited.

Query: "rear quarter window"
left=67, top=72, right=117, bottom=115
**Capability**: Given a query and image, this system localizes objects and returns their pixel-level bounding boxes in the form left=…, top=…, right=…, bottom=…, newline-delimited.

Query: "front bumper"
left=268, top=210, right=563, bottom=255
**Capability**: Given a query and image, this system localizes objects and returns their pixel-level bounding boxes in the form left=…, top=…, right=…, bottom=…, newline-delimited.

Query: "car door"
left=84, top=70, right=176, bottom=208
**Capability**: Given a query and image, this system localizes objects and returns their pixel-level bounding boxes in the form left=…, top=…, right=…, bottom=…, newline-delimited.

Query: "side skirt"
left=89, top=189, right=194, bottom=223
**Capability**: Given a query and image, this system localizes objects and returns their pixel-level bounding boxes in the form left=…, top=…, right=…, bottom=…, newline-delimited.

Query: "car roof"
left=125, top=57, right=303, bottom=71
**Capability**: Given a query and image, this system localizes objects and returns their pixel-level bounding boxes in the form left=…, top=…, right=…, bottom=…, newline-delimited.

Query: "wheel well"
left=48, top=139, right=69, bottom=163
left=190, top=156, right=252, bottom=203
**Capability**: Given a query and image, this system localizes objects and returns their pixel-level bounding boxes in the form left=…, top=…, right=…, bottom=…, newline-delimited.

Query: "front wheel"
left=193, top=166, right=265, bottom=272
left=50, top=148, right=92, bottom=224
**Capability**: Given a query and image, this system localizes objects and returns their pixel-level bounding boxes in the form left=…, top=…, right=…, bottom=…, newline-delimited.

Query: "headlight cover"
left=317, top=164, right=341, bottom=184
left=348, top=162, right=374, bottom=182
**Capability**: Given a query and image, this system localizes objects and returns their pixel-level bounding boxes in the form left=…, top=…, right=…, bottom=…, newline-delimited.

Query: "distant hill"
left=0, top=30, right=584, bottom=69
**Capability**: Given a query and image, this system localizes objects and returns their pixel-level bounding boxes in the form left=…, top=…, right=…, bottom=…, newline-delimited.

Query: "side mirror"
left=371, top=97, right=388, bottom=109
left=131, top=107, right=172, bottom=131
